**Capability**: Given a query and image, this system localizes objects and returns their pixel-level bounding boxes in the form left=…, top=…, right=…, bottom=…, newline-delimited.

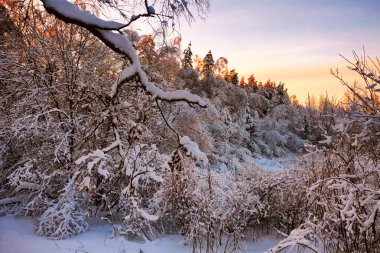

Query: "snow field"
left=0, top=216, right=283, bottom=253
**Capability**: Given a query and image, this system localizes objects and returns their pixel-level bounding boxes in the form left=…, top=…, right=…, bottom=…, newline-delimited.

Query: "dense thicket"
left=0, top=2, right=379, bottom=253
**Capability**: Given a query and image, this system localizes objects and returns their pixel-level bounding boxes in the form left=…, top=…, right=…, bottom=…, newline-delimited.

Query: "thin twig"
left=155, top=99, right=180, bottom=142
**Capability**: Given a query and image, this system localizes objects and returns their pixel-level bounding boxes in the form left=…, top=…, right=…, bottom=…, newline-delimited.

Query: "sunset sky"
left=179, top=0, right=380, bottom=103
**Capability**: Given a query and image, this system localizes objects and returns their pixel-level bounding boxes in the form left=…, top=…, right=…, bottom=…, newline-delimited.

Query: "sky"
left=178, top=0, right=380, bottom=103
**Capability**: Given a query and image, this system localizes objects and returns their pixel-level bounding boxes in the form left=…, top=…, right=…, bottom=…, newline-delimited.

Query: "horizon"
left=179, top=0, right=380, bottom=103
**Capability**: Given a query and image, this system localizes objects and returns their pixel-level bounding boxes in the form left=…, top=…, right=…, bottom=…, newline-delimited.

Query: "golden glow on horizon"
left=188, top=44, right=369, bottom=104
left=235, top=59, right=359, bottom=104
left=191, top=48, right=362, bottom=104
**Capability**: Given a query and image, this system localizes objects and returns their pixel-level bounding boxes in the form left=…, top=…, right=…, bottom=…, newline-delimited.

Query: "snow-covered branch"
left=41, top=0, right=207, bottom=107
left=180, top=136, right=209, bottom=165
left=42, top=0, right=125, bottom=30
left=265, top=227, right=320, bottom=253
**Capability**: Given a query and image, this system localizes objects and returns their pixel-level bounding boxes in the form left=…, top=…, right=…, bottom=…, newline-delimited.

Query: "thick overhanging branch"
left=42, top=0, right=125, bottom=30
left=41, top=0, right=207, bottom=108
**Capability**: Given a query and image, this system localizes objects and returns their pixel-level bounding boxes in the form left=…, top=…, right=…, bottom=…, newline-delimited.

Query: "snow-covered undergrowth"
left=1, top=1, right=379, bottom=253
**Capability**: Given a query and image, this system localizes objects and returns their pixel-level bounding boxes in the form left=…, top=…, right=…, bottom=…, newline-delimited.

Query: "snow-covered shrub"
left=115, top=193, right=160, bottom=241
left=155, top=150, right=311, bottom=253
left=200, top=76, right=220, bottom=99
left=269, top=52, right=380, bottom=253
left=178, top=68, right=201, bottom=90
left=156, top=165, right=236, bottom=253
left=0, top=4, right=120, bottom=212
left=264, top=225, right=320, bottom=253
left=302, top=117, right=380, bottom=252
left=2, top=159, right=65, bottom=216
left=113, top=144, right=164, bottom=240
left=249, top=103, right=304, bottom=157
left=247, top=93, right=270, bottom=117
left=37, top=172, right=88, bottom=239
left=219, top=84, right=248, bottom=119
left=264, top=169, right=309, bottom=235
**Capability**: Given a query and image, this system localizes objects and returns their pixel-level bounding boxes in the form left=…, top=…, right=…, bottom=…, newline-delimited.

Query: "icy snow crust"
left=0, top=216, right=283, bottom=253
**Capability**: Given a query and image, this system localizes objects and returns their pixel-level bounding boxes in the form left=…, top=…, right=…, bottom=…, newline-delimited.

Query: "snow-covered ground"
left=0, top=216, right=281, bottom=253
left=253, top=157, right=284, bottom=172
left=253, top=155, right=301, bottom=172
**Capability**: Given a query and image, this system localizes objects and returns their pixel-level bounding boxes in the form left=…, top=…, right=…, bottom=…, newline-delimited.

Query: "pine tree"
left=252, top=82, right=258, bottom=92
left=276, top=82, right=286, bottom=97
left=247, top=74, right=255, bottom=86
left=231, top=73, right=239, bottom=85
left=224, top=69, right=230, bottom=82
left=239, top=76, right=245, bottom=87
left=247, top=74, right=258, bottom=91
left=202, top=50, right=214, bottom=77
left=264, top=79, right=271, bottom=89
left=229, top=69, right=238, bottom=85
left=181, top=42, right=193, bottom=69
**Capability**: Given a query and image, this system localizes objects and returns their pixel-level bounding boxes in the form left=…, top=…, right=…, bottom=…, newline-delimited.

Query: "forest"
left=0, top=0, right=379, bottom=253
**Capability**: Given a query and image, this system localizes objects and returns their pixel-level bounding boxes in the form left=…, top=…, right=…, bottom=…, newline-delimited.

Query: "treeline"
left=182, top=43, right=298, bottom=104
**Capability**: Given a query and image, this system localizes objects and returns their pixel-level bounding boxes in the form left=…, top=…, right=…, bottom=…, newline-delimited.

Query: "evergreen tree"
left=263, top=79, right=271, bottom=89
left=231, top=74, right=239, bottom=85
left=202, top=50, right=214, bottom=77
left=239, top=76, right=245, bottom=87
left=181, top=42, right=193, bottom=69
left=247, top=74, right=258, bottom=91
left=275, top=82, right=286, bottom=97
left=229, top=69, right=239, bottom=85
left=223, top=69, right=230, bottom=82
left=252, top=82, right=259, bottom=92
left=247, top=74, right=255, bottom=85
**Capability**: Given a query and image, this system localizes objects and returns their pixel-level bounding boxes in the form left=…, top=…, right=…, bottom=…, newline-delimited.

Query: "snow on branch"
left=180, top=136, right=209, bottom=165
left=75, top=149, right=111, bottom=180
left=42, top=0, right=207, bottom=108
left=265, top=227, right=321, bottom=253
left=37, top=171, right=88, bottom=239
left=42, top=0, right=125, bottom=30
left=0, top=196, right=25, bottom=205
left=137, top=208, right=159, bottom=221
